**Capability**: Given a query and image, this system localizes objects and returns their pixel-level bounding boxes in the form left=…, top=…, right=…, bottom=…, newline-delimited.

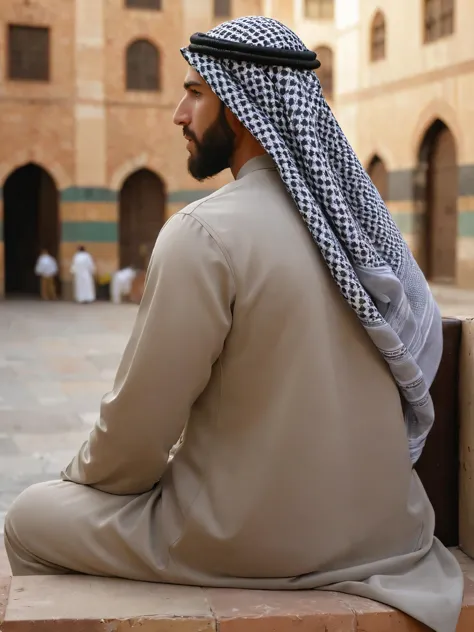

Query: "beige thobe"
left=5, top=156, right=463, bottom=632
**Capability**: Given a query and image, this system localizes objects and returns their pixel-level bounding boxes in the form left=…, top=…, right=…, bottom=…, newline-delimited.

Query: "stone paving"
left=0, top=300, right=139, bottom=539
left=0, top=285, right=473, bottom=575
left=431, top=284, right=474, bottom=319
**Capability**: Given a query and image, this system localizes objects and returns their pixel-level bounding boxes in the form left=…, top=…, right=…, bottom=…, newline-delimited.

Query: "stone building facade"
left=0, top=0, right=262, bottom=297
left=2, top=0, right=470, bottom=297
left=336, top=0, right=474, bottom=287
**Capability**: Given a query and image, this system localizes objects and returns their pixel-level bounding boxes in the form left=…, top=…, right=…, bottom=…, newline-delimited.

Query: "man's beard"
left=184, top=104, right=236, bottom=182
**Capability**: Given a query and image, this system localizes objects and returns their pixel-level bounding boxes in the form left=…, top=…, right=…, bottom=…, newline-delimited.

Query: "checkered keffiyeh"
left=181, top=16, right=442, bottom=463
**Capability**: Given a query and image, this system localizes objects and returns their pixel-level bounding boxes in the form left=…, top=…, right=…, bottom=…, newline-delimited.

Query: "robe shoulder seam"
left=174, top=211, right=237, bottom=291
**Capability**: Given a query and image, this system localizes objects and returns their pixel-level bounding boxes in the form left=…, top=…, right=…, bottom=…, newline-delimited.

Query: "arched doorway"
left=3, top=163, right=60, bottom=296
left=416, top=120, right=458, bottom=283
left=367, top=155, right=388, bottom=201
left=119, top=168, right=165, bottom=270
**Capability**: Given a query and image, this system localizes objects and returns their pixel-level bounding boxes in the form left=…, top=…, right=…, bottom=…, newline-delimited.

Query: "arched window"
left=305, top=0, right=334, bottom=19
left=424, top=0, right=454, bottom=43
left=370, top=11, right=386, bottom=62
left=125, top=0, right=162, bottom=9
left=126, top=40, right=160, bottom=92
left=315, top=46, right=334, bottom=100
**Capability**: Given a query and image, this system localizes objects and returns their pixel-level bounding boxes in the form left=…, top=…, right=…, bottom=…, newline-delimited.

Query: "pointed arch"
left=367, top=154, right=388, bottom=201
left=412, top=100, right=463, bottom=162
left=3, top=162, right=60, bottom=296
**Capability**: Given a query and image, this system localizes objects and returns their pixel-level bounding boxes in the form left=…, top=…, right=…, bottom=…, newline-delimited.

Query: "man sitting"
left=5, top=17, right=462, bottom=632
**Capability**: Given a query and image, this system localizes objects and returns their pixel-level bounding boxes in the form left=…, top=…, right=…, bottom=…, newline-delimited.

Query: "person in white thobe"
left=110, top=267, right=137, bottom=304
left=70, top=246, right=96, bottom=304
left=35, top=250, right=58, bottom=301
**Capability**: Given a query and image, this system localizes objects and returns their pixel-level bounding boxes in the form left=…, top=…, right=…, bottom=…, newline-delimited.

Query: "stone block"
left=3, top=577, right=215, bottom=632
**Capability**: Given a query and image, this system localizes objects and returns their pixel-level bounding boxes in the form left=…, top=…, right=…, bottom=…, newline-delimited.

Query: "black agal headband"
left=188, top=33, right=321, bottom=70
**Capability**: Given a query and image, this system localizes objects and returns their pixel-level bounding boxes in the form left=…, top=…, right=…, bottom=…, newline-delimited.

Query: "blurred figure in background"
left=70, top=246, right=96, bottom=304
left=34, top=248, right=58, bottom=301
left=110, top=266, right=137, bottom=304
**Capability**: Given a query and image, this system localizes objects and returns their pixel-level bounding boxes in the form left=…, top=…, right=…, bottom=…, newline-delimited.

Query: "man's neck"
left=230, top=146, right=267, bottom=179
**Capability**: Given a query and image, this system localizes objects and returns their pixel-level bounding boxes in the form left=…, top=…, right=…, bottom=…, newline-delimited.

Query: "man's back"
left=162, top=156, right=422, bottom=579
left=5, top=156, right=462, bottom=632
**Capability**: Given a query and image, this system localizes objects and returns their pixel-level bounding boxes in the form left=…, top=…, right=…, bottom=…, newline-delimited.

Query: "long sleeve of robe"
left=62, top=213, right=235, bottom=494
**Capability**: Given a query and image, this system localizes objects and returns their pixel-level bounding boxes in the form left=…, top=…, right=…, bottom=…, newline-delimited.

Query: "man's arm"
left=62, top=212, right=235, bottom=494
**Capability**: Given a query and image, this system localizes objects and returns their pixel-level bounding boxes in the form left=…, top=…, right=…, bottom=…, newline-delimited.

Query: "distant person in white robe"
left=35, top=249, right=58, bottom=301
left=110, top=267, right=137, bottom=304
left=70, top=246, right=96, bottom=304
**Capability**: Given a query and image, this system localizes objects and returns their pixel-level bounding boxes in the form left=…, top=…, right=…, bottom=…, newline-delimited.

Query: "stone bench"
left=1, top=550, right=474, bottom=632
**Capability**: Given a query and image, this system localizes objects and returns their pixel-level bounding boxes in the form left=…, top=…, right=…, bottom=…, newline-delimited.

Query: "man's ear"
left=224, top=106, right=244, bottom=136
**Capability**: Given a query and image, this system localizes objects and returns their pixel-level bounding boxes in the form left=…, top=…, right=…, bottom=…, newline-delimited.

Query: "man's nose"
left=173, top=99, right=190, bottom=127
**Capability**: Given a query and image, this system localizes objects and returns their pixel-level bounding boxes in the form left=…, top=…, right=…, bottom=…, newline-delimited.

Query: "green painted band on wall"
left=458, top=212, right=474, bottom=237
left=385, top=165, right=474, bottom=200
left=460, top=166, right=474, bottom=196
left=390, top=212, right=415, bottom=234
left=0, top=165, right=472, bottom=201
left=61, top=187, right=118, bottom=203
left=61, top=221, right=117, bottom=243
left=390, top=210, right=474, bottom=237
left=168, top=189, right=216, bottom=204
left=0, top=186, right=216, bottom=205
left=2, top=213, right=474, bottom=243
left=61, top=188, right=216, bottom=204
left=388, top=171, right=413, bottom=202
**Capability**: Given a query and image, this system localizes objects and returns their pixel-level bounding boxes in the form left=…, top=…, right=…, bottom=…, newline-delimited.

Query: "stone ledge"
left=0, top=551, right=473, bottom=632
left=0, top=571, right=473, bottom=632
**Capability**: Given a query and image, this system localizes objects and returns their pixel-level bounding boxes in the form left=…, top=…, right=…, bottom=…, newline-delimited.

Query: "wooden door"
left=119, top=169, right=165, bottom=270
left=428, top=127, right=457, bottom=283
left=38, top=169, right=60, bottom=260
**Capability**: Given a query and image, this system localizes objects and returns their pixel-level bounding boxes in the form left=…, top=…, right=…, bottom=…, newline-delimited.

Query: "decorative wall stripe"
left=61, top=221, right=117, bottom=243
left=0, top=166, right=472, bottom=203
left=385, top=165, right=474, bottom=201
left=458, top=211, right=474, bottom=238
left=459, top=166, right=474, bottom=196
left=388, top=170, right=413, bottom=202
left=60, top=188, right=216, bottom=204
left=167, top=189, right=216, bottom=203
left=61, top=187, right=118, bottom=203
left=389, top=212, right=415, bottom=234
left=389, top=210, right=474, bottom=237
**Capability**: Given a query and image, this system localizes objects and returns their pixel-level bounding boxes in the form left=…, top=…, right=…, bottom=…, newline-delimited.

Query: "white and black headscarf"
left=181, top=16, right=442, bottom=464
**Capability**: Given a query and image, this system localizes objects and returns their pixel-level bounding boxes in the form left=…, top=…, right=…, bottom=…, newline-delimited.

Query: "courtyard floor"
left=0, top=284, right=473, bottom=575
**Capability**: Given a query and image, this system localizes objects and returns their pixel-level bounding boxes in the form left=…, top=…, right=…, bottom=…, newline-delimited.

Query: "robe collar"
left=236, top=154, right=276, bottom=181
